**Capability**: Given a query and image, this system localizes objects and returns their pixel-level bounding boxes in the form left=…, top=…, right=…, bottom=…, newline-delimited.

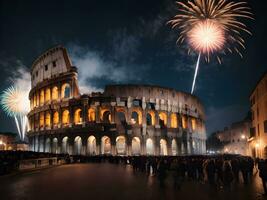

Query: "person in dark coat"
left=258, top=159, right=267, bottom=195
left=157, top=159, right=167, bottom=188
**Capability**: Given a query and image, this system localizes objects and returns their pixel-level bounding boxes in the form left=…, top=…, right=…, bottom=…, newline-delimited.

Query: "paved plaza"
left=0, top=163, right=265, bottom=200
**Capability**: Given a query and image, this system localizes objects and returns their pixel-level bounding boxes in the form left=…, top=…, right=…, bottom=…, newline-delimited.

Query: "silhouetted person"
left=222, top=160, right=234, bottom=191
left=258, top=159, right=267, bottom=195
left=157, top=159, right=167, bottom=188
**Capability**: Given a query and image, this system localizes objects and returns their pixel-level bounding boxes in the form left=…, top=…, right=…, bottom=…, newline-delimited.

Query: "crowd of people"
left=0, top=151, right=267, bottom=195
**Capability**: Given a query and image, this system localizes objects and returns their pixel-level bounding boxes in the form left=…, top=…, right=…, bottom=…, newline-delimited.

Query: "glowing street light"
left=241, top=134, right=246, bottom=139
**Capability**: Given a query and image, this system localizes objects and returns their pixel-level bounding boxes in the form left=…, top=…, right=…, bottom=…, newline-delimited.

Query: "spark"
left=168, top=0, right=253, bottom=94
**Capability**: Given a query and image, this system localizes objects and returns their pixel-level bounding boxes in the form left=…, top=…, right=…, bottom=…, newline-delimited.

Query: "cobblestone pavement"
left=0, top=163, right=266, bottom=200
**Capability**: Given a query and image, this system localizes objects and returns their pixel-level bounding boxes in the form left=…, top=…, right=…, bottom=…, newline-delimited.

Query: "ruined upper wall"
left=31, top=46, right=72, bottom=88
left=104, top=84, right=205, bottom=119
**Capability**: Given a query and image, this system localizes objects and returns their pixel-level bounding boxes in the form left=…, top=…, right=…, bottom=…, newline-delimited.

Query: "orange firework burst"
left=168, top=0, right=253, bottom=62
left=188, top=20, right=225, bottom=55
left=167, top=0, right=253, bottom=94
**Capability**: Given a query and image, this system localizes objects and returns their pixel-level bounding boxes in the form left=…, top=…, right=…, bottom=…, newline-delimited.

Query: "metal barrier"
left=19, top=157, right=66, bottom=170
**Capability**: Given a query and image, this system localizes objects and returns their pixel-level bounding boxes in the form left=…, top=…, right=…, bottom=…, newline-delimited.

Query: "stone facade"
left=27, top=46, right=207, bottom=156
left=249, top=72, right=267, bottom=158
left=216, top=119, right=251, bottom=156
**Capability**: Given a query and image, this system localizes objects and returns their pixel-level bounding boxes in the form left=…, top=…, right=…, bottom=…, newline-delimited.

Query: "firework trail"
left=168, top=0, right=253, bottom=94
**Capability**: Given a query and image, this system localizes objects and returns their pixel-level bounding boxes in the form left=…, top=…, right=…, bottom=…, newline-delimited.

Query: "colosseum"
left=27, top=46, right=207, bottom=156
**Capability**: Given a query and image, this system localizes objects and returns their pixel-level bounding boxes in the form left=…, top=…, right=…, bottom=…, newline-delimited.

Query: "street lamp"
left=241, top=134, right=246, bottom=139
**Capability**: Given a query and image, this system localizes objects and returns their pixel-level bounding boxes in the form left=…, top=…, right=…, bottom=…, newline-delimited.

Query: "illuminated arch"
left=171, top=139, right=178, bottom=156
left=45, top=138, right=51, bottom=153
left=62, top=110, right=70, bottom=125
left=159, top=112, right=167, bottom=127
left=52, top=86, right=59, bottom=100
left=36, top=92, right=39, bottom=106
left=171, top=113, right=178, bottom=128
left=62, top=137, right=69, bottom=154
left=39, top=112, right=44, bottom=127
left=45, top=112, right=51, bottom=127
left=131, top=137, right=141, bottom=155
left=116, top=136, right=126, bottom=155
left=182, top=116, right=187, bottom=129
left=88, top=108, right=96, bottom=122
left=191, top=118, right=196, bottom=131
left=131, top=110, right=142, bottom=125
left=45, top=88, right=51, bottom=102
left=52, top=138, right=58, bottom=153
left=74, top=108, right=82, bottom=124
left=40, top=89, right=45, bottom=105
left=101, top=110, right=111, bottom=123
left=160, top=139, right=168, bottom=156
left=53, top=111, right=59, bottom=125
left=61, top=83, right=71, bottom=99
left=74, top=136, right=82, bottom=155
left=87, top=136, right=96, bottom=155
left=33, top=94, right=37, bottom=107
left=146, top=138, right=154, bottom=155
left=101, top=136, right=111, bottom=154
left=146, top=111, right=155, bottom=126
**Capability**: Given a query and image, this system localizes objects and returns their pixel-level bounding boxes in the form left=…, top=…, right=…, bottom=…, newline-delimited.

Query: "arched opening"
left=116, top=136, right=126, bottom=155
left=159, top=112, right=167, bottom=128
left=74, top=108, right=82, bottom=125
left=160, top=139, right=168, bottom=156
left=102, top=110, right=111, bottom=123
left=132, top=137, right=141, bottom=155
left=117, top=111, right=126, bottom=125
left=131, top=110, right=142, bottom=125
left=52, top=86, right=59, bottom=100
left=88, top=108, right=96, bottom=122
left=52, top=138, right=58, bottom=153
left=45, top=138, right=51, bottom=153
left=74, top=136, right=82, bottom=155
left=146, top=111, right=155, bottom=126
left=40, top=89, right=44, bottom=105
left=33, top=93, right=37, bottom=107
left=146, top=138, right=154, bottom=155
left=45, top=88, right=51, bottom=102
left=62, top=110, right=70, bottom=125
left=61, top=83, right=71, bottom=99
left=87, top=136, right=96, bottom=155
left=45, top=112, right=51, bottom=127
left=62, top=137, right=69, bottom=154
left=171, top=113, right=178, bottom=128
left=191, top=118, right=196, bottom=131
left=53, top=111, right=59, bottom=125
left=171, top=139, right=177, bottom=156
left=182, top=116, right=187, bottom=129
left=39, top=112, right=44, bottom=128
left=101, top=136, right=111, bottom=154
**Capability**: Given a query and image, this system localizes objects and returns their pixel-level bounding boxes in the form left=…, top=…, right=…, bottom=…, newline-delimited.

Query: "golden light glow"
left=45, top=88, right=51, bottom=102
left=188, top=20, right=225, bottom=54
left=171, top=113, right=178, bottom=128
left=131, top=110, right=142, bottom=125
left=61, top=83, right=71, bottom=99
left=74, top=108, right=82, bottom=124
left=52, top=86, right=59, bottom=100
left=88, top=108, right=96, bottom=122
left=40, top=112, right=44, bottom=127
left=45, top=112, right=51, bottom=127
left=182, top=116, right=187, bottom=129
left=62, top=110, right=70, bottom=124
left=40, top=90, right=44, bottom=105
left=159, top=112, right=167, bottom=125
left=191, top=118, right=196, bottom=131
left=53, top=111, right=59, bottom=125
left=147, top=111, right=155, bottom=126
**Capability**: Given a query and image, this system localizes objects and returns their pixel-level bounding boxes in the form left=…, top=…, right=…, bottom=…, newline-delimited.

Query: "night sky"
left=0, top=0, right=266, bottom=136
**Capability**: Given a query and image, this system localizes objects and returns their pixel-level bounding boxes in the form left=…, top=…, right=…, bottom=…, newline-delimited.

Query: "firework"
left=168, top=0, right=253, bottom=93
left=1, top=86, right=29, bottom=140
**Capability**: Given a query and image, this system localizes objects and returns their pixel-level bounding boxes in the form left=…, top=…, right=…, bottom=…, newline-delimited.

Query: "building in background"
left=249, top=72, right=267, bottom=159
left=0, top=132, right=15, bottom=150
left=27, top=46, right=207, bottom=156
left=215, top=117, right=251, bottom=156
